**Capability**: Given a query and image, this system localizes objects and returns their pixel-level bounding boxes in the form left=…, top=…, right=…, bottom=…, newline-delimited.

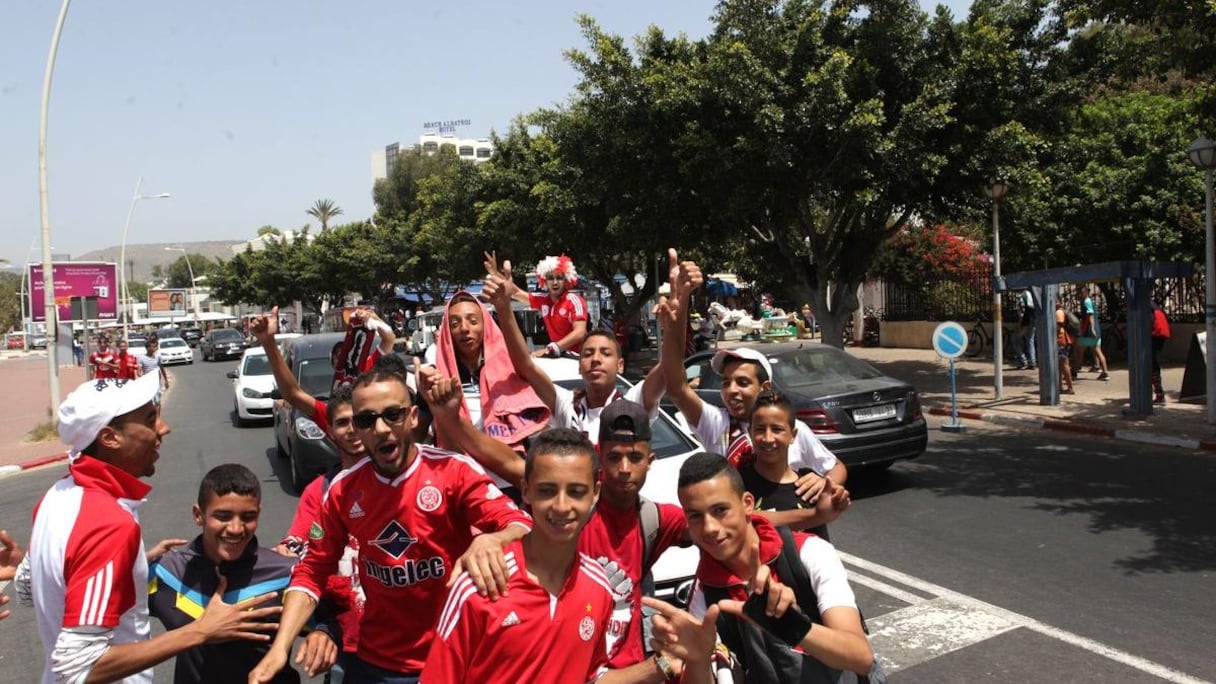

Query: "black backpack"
left=704, top=527, right=884, bottom=684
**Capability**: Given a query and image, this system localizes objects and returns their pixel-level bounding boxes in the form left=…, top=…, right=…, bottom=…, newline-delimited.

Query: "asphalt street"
left=1, top=352, right=1214, bottom=682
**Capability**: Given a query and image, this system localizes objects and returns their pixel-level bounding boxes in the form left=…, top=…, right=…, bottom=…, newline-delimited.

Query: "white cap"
left=58, top=373, right=162, bottom=457
left=710, top=347, right=774, bottom=380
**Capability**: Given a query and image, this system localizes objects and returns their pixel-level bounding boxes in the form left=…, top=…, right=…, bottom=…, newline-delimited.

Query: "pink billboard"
left=28, top=262, right=119, bottom=322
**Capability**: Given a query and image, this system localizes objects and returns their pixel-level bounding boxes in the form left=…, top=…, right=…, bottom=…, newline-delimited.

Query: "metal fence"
left=881, top=270, right=1205, bottom=324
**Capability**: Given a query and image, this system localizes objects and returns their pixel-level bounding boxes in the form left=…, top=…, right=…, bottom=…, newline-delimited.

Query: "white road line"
left=841, top=552, right=1212, bottom=684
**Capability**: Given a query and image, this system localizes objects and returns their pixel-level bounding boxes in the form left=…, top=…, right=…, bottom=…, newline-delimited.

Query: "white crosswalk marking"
left=840, top=552, right=1212, bottom=684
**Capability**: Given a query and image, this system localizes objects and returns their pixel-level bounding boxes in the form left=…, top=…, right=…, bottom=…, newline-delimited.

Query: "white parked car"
left=533, top=356, right=703, bottom=608
left=157, top=337, right=194, bottom=365
left=228, top=347, right=275, bottom=426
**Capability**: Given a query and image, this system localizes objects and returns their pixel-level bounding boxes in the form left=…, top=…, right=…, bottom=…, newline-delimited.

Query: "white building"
left=229, top=229, right=315, bottom=255
left=371, top=133, right=494, bottom=181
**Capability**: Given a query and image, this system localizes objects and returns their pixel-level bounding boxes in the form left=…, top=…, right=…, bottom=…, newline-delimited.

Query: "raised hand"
left=0, top=530, right=25, bottom=582
left=643, top=596, right=719, bottom=665
left=482, top=251, right=518, bottom=309
left=249, top=306, right=280, bottom=343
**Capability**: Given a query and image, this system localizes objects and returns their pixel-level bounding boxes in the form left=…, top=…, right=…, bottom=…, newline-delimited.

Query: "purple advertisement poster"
left=29, top=262, right=119, bottom=322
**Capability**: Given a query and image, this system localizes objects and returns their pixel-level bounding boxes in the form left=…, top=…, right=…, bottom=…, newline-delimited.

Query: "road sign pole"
left=942, top=356, right=966, bottom=432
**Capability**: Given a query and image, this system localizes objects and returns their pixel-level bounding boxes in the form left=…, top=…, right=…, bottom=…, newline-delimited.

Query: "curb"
left=928, top=406, right=1216, bottom=452
left=0, top=451, right=69, bottom=477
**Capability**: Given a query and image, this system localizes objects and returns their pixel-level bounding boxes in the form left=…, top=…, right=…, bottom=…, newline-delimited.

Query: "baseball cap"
left=598, top=400, right=652, bottom=444
left=711, top=347, right=774, bottom=380
left=58, top=373, right=162, bottom=458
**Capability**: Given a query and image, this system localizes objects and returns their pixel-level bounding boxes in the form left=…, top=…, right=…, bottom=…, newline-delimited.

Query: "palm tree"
left=306, top=199, right=343, bottom=232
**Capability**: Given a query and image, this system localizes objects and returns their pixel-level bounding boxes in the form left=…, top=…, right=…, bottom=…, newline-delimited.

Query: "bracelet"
left=546, top=342, right=561, bottom=357
left=654, top=654, right=679, bottom=681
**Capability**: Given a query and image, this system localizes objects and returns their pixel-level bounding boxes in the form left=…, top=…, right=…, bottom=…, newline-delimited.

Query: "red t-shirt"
left=312, top=398, right=330, bottom=434
left=116, top=353, right=140, bottom=380
left=423, top=541, right=615, bottom=684
left=280, top=473, right=363, bottom=653
left=577, top=500, right=688, bottom=668
left=286, top=445, right=532, bottom=673
left=529, top=291, right=588, bottom=347
left=90, top=350, right=117, bottom=378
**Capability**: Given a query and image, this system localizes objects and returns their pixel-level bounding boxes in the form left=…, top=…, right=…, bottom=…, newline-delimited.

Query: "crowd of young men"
left=8, top=251, right=883, bottom=684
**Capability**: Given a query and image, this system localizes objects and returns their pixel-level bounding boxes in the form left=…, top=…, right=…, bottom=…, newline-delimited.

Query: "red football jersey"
left=90, top=350, right=118, bottom=378
left=116, top=353, right=140, bottom=380
left=280, top=473, right=363, bottom=653
left=577, top=500, right=688, bottom=668
left=529, top=291, right=588, bottom=346
left=422, top=542, right=615, bottom=684
left=287, top=445, right=532, bottom=674
left=27, top=456, right=151, bottom=684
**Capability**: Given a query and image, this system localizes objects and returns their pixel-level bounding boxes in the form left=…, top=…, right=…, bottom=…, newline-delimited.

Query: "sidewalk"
left=0, top=353, right=84, bottom=472
left=626, top=339, right=1216, bottom=452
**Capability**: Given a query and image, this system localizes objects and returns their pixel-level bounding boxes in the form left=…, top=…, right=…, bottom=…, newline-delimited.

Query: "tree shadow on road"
left=904, top=430, right=1216, bottom=574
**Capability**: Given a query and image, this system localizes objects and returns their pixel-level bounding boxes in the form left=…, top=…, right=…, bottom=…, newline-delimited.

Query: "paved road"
left=1, top=355, right=1214, bottom=682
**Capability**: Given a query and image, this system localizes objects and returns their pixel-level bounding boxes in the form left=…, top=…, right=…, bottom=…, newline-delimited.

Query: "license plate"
left=852, top=404, right=896, bottom=423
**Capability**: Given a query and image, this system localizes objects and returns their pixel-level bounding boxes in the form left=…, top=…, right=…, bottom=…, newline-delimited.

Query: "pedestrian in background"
left=1057, top=303, right=1075, bottom=395
left=1014, top=290, right=1036, bottom=370
left=1152, top=302, right=1171, bottom=404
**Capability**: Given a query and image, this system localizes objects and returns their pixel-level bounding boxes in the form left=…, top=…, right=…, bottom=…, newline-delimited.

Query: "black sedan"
left=683, top=341, right=927, bottom=470
left=200, top=328, right=248, bottom=361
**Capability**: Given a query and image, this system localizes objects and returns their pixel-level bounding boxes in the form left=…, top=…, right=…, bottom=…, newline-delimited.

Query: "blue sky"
left=2, top=0, right=970, bottom=270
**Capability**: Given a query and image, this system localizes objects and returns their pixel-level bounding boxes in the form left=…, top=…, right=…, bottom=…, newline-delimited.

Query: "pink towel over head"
left=435, top=292, right=551, bottom=450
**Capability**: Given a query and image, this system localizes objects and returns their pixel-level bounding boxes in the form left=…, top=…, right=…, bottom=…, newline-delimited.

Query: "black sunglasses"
left=352, top=406, right=409, bottom=430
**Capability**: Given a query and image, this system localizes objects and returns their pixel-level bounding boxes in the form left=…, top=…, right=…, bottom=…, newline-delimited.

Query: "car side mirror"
left=269, top=388, right=282, bottom=400
left=226, top=370, right=238, bottom=379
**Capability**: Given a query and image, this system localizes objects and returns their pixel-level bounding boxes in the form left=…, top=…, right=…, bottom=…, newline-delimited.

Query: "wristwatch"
left=654, top=654, right=679, bottom=681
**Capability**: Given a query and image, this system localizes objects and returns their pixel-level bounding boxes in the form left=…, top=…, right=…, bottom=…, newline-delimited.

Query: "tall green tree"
left=306, top=199, right=344, bottom=232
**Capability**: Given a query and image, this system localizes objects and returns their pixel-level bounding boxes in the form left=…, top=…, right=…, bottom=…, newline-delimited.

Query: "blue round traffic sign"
left=933, top=322, right=968, bottom=360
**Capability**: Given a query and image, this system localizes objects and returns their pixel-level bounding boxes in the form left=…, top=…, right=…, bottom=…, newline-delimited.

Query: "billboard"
left=29, top=262, right=118, bottom=322
left=148, top=288, right=189, bottom=315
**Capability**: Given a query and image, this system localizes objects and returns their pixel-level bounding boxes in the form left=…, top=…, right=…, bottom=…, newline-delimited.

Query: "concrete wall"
left=880, top=320, right=1199, bottom=363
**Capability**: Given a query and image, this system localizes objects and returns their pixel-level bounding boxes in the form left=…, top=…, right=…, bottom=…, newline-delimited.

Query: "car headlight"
left=295, top=416, right=326, bottom=440
left=241, top=387, right=263, bottom=399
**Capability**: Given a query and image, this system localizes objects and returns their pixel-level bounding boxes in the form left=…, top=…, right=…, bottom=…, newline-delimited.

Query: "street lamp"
left=1188, top=137, right=1216, bottom=424
left=985, top=180, right=1009, bottom=400
left=119, top=177, right=171, bottom=340
left=39, top=0, right=72, bottom=412
left=164, top=247, right=196, bottom=318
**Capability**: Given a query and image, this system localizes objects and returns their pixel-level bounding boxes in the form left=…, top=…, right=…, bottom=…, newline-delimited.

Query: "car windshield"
left=297, top=358, right=334, bottom=398
left=772, top=347, right=885, bottom=387
left=212, top=329, right=243, bottom=341
left=127, top=339, right=146, bottom=349
left=242, top=355, right=271, bottom=376
left=553, top=379, right=699, bottom=460
left=161, top=339, right=186, bottom=348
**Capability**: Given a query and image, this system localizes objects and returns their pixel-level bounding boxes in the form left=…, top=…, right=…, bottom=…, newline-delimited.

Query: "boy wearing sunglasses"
left=250, top=366, right=532, bottom=683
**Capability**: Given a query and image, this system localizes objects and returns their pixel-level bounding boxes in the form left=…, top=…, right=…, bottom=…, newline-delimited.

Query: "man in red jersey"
left=90, top=335, right=119, bottom=379
left=115, top=338, right=142, bottom=380
left=423, top=428, right=619, bottom=684
left=512, top=254, right=589, bottom=357
left=579, top=400, right=691, bottom=678
left=276, top=384, right=367, bottom=680
left=249, top=365, right=531, bottom=683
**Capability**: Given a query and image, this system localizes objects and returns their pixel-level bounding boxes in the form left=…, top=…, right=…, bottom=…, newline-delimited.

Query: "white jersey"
left=692, top=401, right=838, bottom=475
left=551, top=382, right=655, bottom=447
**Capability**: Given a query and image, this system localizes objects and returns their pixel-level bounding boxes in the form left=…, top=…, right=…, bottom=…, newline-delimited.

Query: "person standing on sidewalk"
left=1014, top=290, right=1036, bottom=370
left=1152, top=302, right=1171, bottom=404
left=115, top=338, right=142, bottom=380
left=1057, top=304, right=1076, bottom=395
left=1073, top=287, right=1109, bottom=381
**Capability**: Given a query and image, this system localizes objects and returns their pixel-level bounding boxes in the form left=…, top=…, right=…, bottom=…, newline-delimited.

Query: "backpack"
left=639, top=498, right=661, bottom=655
left=1063, top=311, right=1082, bottom=338
left=704, top=527, right=885, bottom=684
